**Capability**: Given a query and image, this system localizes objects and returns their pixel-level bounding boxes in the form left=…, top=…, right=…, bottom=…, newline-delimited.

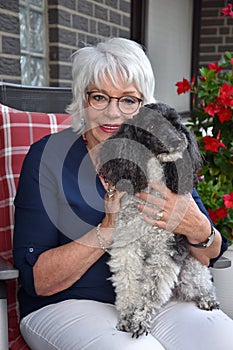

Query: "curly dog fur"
left=98, top=103, right=219, bottom=338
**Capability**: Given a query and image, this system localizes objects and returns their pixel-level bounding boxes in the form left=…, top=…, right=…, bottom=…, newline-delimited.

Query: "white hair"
left=66, top=37, right=156, bottom=133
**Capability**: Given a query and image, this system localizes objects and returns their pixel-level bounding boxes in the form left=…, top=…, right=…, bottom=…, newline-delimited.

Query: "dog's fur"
left=98, top=103, right=219, bottom=338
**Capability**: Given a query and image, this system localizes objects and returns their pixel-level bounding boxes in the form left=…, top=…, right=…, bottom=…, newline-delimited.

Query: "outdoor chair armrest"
left=212, top=256, right=231, bottom=269
left=0, top=256, right=19, bottom=281
left=0, top=256, right=19, bottom=350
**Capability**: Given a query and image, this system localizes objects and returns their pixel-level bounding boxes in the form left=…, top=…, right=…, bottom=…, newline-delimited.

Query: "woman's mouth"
left=100, top=124, right=120, bottom=134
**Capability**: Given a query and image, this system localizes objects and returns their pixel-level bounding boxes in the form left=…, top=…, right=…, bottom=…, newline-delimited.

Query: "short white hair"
left=66, top=37, right=156, bottom=132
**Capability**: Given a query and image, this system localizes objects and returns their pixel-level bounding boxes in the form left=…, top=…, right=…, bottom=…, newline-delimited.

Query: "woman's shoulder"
left=27, top=127, right=84, bottom=160
left=30, top=127, right=76, bottom=150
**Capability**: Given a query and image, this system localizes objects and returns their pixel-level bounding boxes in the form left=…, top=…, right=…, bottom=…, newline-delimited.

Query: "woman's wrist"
left=95, top=218, right=114, bottom=252
left=96, top=223, right=112, bottom=252
left=189, top=224, right=215, bottom=249
left=186, top=214, right=212, bottom=245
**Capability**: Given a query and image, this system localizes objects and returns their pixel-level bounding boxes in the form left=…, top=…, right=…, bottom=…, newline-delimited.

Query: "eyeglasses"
left=86, top=91, right=143, bottom=114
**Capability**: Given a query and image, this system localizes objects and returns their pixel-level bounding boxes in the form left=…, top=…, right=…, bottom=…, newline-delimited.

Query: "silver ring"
left=154, top=210, right=163, bottom=221
left=107, top=188, right=116, bottom=199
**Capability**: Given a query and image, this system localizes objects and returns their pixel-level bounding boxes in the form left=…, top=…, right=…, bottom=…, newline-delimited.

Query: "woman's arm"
left=13, top=135, right=121, bottom=297
left=33, top=190, right=121, bottom=296
left=33, top=228, right=106, bottom=296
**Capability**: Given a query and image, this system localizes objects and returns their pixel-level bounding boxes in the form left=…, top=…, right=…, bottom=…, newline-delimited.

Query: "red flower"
left=208, top=61, right=222, bottom=73
left=221, top=3, right=233, bottom=18
left=223, top=193, right=233, bottom=209
left=218, top=82, right=233, bottom=106
left=208, top=209, right=218, bottom=223
left=218, top=108, right=232, bottom=122
left=200, top=100, right=205, bottom=109
left=216, top=207, right=228, bottom=219
left=199, top=76, right=207, bottom=82
left=197, top=168, right=204, bottom=181
left=175, top=78, right=191, bottom=95
left=202, top=136, right=226, bottom=152
left=208, top=207, right=228, bottom=223
left=204, top=102, right=220, bottom=117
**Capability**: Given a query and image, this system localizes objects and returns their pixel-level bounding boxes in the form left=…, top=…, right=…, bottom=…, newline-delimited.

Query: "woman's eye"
left=93, top=94, right=106, bottom=102
left=121, top=97, right=137, bottom=105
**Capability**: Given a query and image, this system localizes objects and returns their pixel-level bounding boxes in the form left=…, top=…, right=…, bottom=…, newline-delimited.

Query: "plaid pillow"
left=0, top=103, right=71, bottom=349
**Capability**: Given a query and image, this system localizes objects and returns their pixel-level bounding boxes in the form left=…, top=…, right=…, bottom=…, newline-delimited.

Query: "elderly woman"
left=13, top=37, right=233, bottom=350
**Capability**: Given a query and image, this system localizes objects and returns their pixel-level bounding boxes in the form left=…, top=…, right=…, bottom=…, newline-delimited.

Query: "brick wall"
left=0, top=1, right=21, bottom=83
left=48, top=0, right=131, bottom=86
left=4, top=1, right=232, bottom=87
left=199, top=0, right=233, bottom=67
left=0, top=0, right=131, bottom=86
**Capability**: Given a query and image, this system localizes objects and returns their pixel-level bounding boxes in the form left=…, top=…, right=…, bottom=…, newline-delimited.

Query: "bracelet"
left=96, top=223, right=111, bottom=253
left=189, top=224, right=215, bottom=249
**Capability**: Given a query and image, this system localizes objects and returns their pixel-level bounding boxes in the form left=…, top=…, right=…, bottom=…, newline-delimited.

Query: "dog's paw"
left=116, top=319, right=132, bottom=333
left=117, top=319, right=150, bottom=338
left=131, top=320, right=150, bottom=338
left=196, top=298, right=220, bottom=311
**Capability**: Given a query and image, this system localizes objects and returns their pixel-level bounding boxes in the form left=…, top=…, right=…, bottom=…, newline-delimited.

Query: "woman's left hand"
left=136, top=182, right=222, bottom=265
left=136, top=182, right=205, bottom=238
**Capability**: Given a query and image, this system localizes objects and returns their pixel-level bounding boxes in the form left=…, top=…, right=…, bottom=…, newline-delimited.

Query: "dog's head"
left=98, top=103, right=202, bottom=194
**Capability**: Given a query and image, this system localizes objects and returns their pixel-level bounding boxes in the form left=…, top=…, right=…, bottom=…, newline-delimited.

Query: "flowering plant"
left=176, top=4, right=233, bottom=244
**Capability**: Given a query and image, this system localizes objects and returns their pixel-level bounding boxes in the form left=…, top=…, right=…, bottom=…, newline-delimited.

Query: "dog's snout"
left=116, top=179, right=134, bottom=194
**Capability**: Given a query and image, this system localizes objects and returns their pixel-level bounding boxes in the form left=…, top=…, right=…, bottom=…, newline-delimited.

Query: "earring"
left=82, top=132, right=88, bottom=145
left=80, top=118, right=85, bottom=126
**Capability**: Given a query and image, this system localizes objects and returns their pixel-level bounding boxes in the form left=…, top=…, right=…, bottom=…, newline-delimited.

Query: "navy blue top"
left=13, top=128, right=228, bottom=320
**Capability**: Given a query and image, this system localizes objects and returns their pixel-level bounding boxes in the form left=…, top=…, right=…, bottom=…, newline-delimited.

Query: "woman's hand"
left=99, top=176, right=125, bottom=239
left=136, top=182, right=203, bottom=238
left=136, top=182, right=222, bottom=265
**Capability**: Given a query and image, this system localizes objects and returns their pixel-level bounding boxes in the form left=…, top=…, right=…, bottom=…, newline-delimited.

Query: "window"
left=19, top=0, right=47, bottom=86
left=145, top=0, right=193, bottom=113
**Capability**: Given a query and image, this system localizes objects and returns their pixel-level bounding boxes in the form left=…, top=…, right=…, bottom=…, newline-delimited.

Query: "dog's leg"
left=174, top=255, right=220, bottom=310
left=126, top=233, right=182, bottom=337
left=108, top=195, right=182, bottom=338
left=109, top=240, right=145, bottom=334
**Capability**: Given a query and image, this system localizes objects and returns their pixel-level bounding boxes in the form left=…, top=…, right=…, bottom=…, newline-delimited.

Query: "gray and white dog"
left=98, top=103, right=219, bottom=338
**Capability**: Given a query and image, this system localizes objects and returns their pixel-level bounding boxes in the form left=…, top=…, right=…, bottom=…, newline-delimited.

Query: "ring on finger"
left=154, top=210, right=163, bottom=221
left=107, top=188, right=116, bottom=199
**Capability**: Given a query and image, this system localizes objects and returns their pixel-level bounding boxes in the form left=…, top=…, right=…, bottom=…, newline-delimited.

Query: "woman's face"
left=83, top=77, right=142, bottom=150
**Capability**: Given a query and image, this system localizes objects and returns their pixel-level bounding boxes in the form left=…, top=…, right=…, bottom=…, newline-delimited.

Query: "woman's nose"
left=104, top=100, right=122, bottom=118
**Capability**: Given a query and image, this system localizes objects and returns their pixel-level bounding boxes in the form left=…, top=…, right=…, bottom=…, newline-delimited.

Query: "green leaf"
left=225, top=51, right=233, bottom=59
left=199, top=67, right=209, bottom=76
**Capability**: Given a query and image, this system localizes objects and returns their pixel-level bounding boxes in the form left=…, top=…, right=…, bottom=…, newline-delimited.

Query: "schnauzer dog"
left=98, top=103, right=219, bottom=338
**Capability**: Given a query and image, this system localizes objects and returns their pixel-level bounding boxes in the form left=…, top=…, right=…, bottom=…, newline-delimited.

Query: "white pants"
left=20, top=299, right=233, bottom=350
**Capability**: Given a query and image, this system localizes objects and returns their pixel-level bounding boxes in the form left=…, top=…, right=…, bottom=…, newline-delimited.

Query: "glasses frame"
left=86, top=91, right=143, bottom=114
